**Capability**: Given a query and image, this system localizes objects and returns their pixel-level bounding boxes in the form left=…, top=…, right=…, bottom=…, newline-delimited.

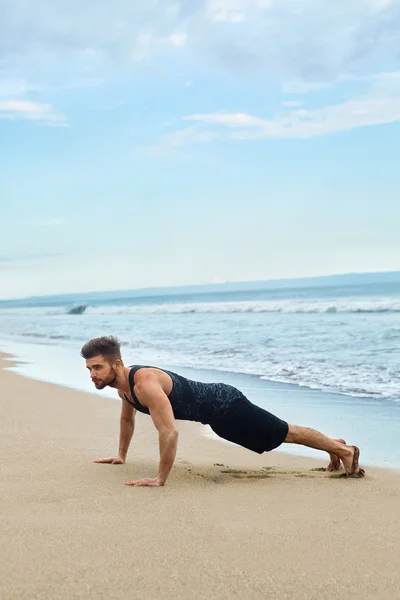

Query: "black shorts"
left=209, top=397, right=289, bottom=454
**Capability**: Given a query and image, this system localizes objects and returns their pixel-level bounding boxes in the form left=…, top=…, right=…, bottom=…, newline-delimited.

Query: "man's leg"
left=326, top=438, right=346, bottom=472
left=284, top=424, right=364, bottom=477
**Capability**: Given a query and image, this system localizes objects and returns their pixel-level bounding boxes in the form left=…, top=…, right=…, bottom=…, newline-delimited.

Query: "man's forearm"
left=157, top=430, right=178, bottom=485
left=119, top=417, right=135, bottom=459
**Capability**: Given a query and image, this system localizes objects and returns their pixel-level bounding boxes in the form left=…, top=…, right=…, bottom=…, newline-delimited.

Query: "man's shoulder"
left=134, top=367, right=165, bottom=384
left=134, top=367, right=174, bottom=398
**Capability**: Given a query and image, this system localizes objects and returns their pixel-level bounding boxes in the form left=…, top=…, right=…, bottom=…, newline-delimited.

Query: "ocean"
left=1, top=273, right=400, bottom=468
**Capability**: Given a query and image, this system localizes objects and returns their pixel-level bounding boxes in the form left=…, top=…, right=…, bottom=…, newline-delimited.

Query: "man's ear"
left=113, top=358, right=122, bottom=370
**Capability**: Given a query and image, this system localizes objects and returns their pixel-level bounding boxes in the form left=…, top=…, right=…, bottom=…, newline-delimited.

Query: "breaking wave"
left=77, top=298, right=400, bottom=315
left=1, top=297, right=400, bottom=317
left=67, top=305, right=88, bottom=315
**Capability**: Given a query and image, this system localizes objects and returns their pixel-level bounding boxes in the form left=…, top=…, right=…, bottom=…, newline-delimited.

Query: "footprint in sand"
left=220, top=469, right=248, bottom=474
left=220, top=468, right=272, bottom=480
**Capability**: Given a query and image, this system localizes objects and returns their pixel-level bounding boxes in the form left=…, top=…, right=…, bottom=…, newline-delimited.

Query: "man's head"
left=81, top=336, right=123, bottom=389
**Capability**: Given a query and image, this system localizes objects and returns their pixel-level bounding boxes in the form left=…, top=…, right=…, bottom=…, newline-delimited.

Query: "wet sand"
left=1, top=353, right=399, bottom=599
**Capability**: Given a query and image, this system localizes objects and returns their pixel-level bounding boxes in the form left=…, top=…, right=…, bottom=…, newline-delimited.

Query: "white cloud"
left=185, top=112, right=267, bottom=127
left=1, top=0, right=400, bottom=140
left=163, top=33, right=188, bottom=47
left=281, top=79, right=347, bottom=94
left=369, top=0, right=396, bottom=12
left=33, top=218, right=66, bottom=226
left=1, top=0, right=399, bottom=87
left=173, top=73, right=400, bottom=141
left=281, top=100, right=304, bottom=107
left=206, top=0, right=274, bottom=22
left=0, top=100, right=67, bottom=125
left=199, top=0, right=400, bottom=81
left=282, top=71, right=400, bottom=95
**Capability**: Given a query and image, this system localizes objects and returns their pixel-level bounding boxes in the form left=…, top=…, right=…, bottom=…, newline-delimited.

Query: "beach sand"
left=1, top=353, right=399, bottom=600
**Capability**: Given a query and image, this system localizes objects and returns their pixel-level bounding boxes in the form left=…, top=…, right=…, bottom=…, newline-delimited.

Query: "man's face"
left=86, top=355, right=117, bottom=389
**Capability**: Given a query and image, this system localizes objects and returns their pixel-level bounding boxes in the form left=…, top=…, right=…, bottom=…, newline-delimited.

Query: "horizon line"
left=1, top=268, right=400, bottom=303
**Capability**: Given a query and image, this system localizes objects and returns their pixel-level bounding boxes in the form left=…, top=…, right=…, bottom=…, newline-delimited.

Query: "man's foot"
left=326, top=439, right=346, bottom=472
left=340, top=445, right=365, bottom=478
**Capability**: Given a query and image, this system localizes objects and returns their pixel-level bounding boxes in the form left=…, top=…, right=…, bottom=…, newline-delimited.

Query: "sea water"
left=1, top=276, right=399, bottom=468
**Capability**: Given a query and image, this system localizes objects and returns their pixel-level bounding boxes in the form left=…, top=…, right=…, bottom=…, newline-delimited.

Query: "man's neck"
left=109, top=366, right=131, bottom=394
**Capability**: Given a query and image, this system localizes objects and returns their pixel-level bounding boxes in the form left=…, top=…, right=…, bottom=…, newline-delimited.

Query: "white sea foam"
left=82, top=298, right=400, bottom=314
left=2, top=296, right=400, bottom=316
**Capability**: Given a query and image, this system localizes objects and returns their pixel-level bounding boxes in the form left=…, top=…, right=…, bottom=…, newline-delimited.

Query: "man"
left=81, top=336, right=365, bottom=487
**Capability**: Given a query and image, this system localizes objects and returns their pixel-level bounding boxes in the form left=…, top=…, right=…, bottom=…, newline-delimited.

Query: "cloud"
left=197, top=0, right=400, bottom=81
left=369, top=0, right=396, bottom=11
left=185, top=112, right=266, bottom=127
left=1, top=0, right=399, bottom=86
left=0, top=100, right=67, bottom=125
left=282, top=71, right=400, bottom=94
left=281, top=79, right=348, bottom=94
left=0, top=1, right=188, bottom=75
left=33, top=218, right=66, bottom=226
left=1, top=1, right=400, bottom=139
left=162, top=33, right=188, bottom=47
left=169, top=72, right=400, bottom=141
left=281, top=100, right=305, bottom=107
left=206, top=0, right=274, bottom=23
left=0, top=252, right=64, bottom=265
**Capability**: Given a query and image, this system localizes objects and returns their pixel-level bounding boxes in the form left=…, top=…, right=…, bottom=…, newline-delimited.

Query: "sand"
left=1, top=352, right=399, bottom=600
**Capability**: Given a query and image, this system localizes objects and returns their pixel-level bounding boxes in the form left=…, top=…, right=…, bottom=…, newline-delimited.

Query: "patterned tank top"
left=123, top=365, right=246, bottom=425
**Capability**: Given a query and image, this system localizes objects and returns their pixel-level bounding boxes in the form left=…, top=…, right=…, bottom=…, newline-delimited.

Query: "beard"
left=95, top=368, right=117, bottom=389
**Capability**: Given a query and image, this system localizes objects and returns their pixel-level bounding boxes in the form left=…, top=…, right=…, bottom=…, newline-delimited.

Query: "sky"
left=1, top=0, right=400, bottom=299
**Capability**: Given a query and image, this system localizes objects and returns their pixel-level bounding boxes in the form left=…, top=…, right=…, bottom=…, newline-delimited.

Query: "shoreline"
left=2, top=350, right=400, bottom=476
left=2, top=341, right=400, bottom=470
left=1, top=350, right=399, bottom=477
left=2, top=333, right=398, bottom=405
left=1, top=352, right=400, bottom=599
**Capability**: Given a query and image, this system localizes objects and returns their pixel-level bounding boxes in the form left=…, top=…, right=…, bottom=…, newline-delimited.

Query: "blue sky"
left=1, top=0, right=400, bottom=299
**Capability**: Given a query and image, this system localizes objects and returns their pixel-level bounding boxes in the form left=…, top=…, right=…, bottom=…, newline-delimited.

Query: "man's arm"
left=118, top=392, right=136, bottom=461
left=125, top=374, right=178, bottom=487
left=94, top=391, right=135, bottom=465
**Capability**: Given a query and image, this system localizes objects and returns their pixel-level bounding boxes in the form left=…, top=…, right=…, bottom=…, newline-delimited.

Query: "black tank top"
left=124, top=365, right=246, bottom=425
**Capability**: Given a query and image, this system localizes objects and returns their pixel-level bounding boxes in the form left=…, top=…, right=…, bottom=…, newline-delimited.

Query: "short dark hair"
left=80, top=336, right=122, bottom=364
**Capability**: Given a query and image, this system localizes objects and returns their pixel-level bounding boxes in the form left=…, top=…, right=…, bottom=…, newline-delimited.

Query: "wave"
left=3, top=331, right=400, bottom=402
left=22, top=333, right=73, bottom=341
left=77, top=298, right=400, bottom=315
left=2, top=297, right=400, bottom=316
left=67, top=305, right=88, bottom=315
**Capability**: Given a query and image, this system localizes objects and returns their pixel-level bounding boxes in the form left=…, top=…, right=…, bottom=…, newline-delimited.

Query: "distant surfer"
left=81, top=336, right=365, bottom=486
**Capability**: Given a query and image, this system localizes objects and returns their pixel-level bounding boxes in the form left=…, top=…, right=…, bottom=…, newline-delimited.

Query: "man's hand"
left=125, top=478, right=163, bottom=487
left=93, top=456, right=125, bottom=464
